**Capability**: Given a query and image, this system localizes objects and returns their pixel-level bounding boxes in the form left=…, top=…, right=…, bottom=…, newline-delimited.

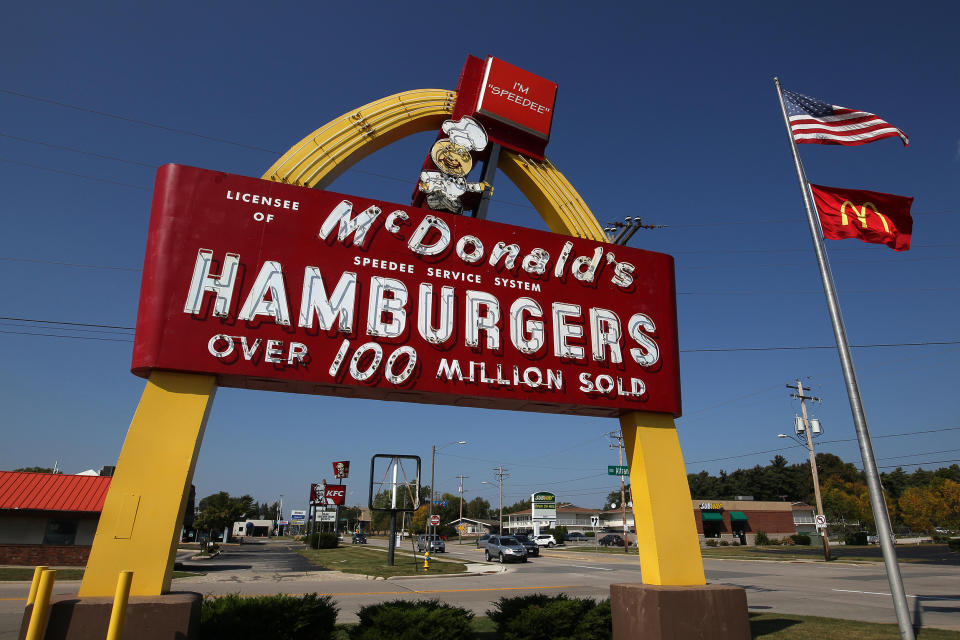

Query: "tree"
left=13, top=466, right=57, bottom=474
left=194, top=492, right=255, bottom=537
left=603, top=486, right=630, bottom=510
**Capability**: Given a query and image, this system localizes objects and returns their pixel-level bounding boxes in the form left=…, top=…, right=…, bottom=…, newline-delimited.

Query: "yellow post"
left=25, top=569, right=55, bottom=640
left=80, top=371, right=216, bottom=597
left=106, top=571, right=133, bottom=640
left=26, top=566, right=48, bottom=606
left=620, top=411, right=705, bottom=586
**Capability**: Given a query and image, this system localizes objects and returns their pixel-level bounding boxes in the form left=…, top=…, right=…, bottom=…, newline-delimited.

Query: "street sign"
left=608, top=465, right=629, bottom=476
left=457, top=524, right=465, bottom=533
left=429, top=515, right=440, bottom=527
left=814, top=514, right=827, bottom=529
left=590, top=516, right=600, bottom=527
left=433, top=500, right=449, bottom=508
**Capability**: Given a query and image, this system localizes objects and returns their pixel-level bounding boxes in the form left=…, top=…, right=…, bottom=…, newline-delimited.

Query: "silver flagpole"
left=773, top=77, right=915, bottom=640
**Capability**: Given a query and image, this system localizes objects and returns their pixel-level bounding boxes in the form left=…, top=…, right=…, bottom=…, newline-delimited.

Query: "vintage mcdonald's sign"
left=809, top=183, right=913, bottom=251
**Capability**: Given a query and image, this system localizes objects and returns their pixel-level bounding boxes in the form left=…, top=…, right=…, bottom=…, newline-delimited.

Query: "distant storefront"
left=694, top=500, right=814, bottom=544
left=0, top=471, right=111, bottom=565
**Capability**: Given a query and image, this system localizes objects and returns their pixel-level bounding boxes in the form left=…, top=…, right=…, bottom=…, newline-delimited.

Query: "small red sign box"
left=429, top=515, right=440, bottom=526
left=476, top=57, right=557, bottom=142
left=333, top=461, right=350, bottom=479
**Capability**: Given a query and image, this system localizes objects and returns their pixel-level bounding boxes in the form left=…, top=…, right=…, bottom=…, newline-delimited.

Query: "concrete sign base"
left=20, top=592, right=200, bottom=640
left=611, top=583, right=750, bottom=640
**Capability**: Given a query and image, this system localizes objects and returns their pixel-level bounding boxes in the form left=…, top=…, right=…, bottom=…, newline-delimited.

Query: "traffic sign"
left=590, top=516, right=600, bottom=527
left=457, top=524, right=466, bottom=533
left=814, top=514, right=827, bottom=529
left=608, top=465, right=629, bottom=476
left=429, top=515, right=440, bottom=526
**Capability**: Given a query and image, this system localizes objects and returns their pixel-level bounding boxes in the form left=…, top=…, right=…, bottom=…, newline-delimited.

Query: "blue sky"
left=1, top=2, right=957, bottom=515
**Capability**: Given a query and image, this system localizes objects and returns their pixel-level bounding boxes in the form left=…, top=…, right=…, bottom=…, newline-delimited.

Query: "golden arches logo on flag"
left=809, top=184, right=913, bottom=251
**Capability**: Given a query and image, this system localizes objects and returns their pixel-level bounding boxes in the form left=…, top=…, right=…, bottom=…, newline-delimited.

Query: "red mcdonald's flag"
left=809, top=183, right=913, bottom=251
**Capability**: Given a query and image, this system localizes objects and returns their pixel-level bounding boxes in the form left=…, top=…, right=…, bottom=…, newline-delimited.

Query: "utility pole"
left=457, top=474, right=468, bottom=545
left=788, top=379, right=831, bottom=561
left=494, top=466, right=509, bottom=534
left=608, top=431, right=629, bottom=554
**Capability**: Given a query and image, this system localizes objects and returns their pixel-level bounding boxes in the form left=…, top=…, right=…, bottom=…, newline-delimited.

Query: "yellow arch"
left=261, top=89, right=606, bottom=240
left=263, top=90, right=704, bottom=586
left=80, top=88, right=702, bottom=598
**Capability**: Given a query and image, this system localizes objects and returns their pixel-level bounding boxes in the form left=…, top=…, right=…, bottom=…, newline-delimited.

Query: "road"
left=1, top=539, right=957, bottom=638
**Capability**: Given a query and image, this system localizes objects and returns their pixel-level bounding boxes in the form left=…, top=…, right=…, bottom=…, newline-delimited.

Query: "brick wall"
left=0, top=544, right=90, bottom=566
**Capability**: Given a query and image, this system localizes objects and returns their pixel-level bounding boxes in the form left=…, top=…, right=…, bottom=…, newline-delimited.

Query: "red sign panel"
left=475, top=57, right=557, bottom=141
left=132, top=165, right=681, bottom=417
left=429, top=515, right=440, bottom=526
left=324, top=485, right=347, bottom=505
left=310, top=483, right=323, bottom=503
left=333, top=461, right=350, bottom=479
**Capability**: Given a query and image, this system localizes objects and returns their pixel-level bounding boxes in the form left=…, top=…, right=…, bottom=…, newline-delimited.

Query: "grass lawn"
left=0, top=568, right=85, bottom=581
left=749, top=612, right=960, bottom=638
left=700, top=546, right=892, bottom=562
left=0, top=568, right=204, bottom=581
left=298, top=545, right=467, bottom=578
left=329, top=613, right=959, bottom=639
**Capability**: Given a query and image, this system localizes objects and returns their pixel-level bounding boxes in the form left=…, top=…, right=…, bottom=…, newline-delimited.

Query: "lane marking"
left=831, top=589, right=960, bottom=601
left=569, top=565, right=614, bottom=571
left=197, top=585, right=581, bottom=598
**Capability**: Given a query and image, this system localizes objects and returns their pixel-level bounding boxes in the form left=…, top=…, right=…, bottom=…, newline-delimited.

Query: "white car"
left=534, top=534, right=557, bottom=548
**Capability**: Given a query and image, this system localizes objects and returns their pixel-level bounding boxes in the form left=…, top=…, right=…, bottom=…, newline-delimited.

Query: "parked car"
left=564, top=532, right=588, bottom=542
left=485, top=535, right=528, bottom=563
left=534, top=534, right=557, bottom=548
left=475, top=533, right=491, bottom=548
left=351, top=532, right=367, bottom=544
left=598, top=534, right=628, bottom=547
left=416, top=534, right=446, bottom=553
left=511, top=534, right=540, bottom=557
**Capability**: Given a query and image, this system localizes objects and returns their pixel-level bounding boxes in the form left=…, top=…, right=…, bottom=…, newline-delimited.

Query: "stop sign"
left=429, top=515, right=440, bottom=526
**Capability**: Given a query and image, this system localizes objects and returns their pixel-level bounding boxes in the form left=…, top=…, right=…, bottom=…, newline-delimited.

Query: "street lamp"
left=481, top=475, right=504, bottom=535
left=428, top=441, right=467, bottom=538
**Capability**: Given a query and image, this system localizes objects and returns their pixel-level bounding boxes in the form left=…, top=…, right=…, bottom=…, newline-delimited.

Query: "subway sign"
left=132, top=164, right=681, bottom=417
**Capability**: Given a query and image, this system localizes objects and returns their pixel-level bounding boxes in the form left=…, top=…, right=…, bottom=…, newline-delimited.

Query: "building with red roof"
left=0, top=470, right=111, bottom=566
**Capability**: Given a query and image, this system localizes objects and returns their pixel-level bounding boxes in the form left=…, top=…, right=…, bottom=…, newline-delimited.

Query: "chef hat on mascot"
left=441, top=117, right=488, bottom=152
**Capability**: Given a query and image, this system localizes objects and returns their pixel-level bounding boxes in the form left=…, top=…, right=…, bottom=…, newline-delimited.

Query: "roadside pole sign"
left=590, top=516, right=600, bottom=527
left=430, top=515, right=440, bottom=527
left=608, top=465, right=629, bottom=476
left=458, top=524, right=465, bottom=533
left=814, top=514, right=827, bottom=529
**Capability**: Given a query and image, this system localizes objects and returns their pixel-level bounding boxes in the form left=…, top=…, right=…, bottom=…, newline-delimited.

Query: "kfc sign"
left=310, top=483, right=323, bottom=503
left=324, top=485, right=347, bottom=505
left=333, top=461, right=350, bottom=479
left=131, top=165, right=681, bottom=417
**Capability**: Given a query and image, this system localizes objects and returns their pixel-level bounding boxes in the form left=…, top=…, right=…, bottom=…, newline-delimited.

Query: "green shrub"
left=350, top=600, right=473, bottom=640
left=585, top=531, right=596, bottom=537
left=201, top=593, right=337, bottom=640
left=719, top=540, right=730, bottom=546
left=705, top=539, right=718, bottom=547
left=948, top=538, right=960, bottom=552
left=790, top=534, right=812, bottom=546
left=845, top=531, right=868, bottom=546
left=549, top=526, right=569, bottom=544
left=488, top=594, right=610, bottom=640
left=731, top=541, right=740, bottom=546
left=754, top=531, right=771, bottom=546
left=306, top=532, right=339, bottom=549
left=768, top=537, right=781, bottom=545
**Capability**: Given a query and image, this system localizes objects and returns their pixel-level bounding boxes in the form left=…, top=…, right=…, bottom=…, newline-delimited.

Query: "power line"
left=0, top=132, right=156, bottom=168
left=0, top=157, right=150, bottom=190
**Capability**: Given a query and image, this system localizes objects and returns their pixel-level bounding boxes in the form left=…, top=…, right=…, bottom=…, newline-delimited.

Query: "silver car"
left=485, top=535, right=528, bottom=563
left=416, top=534, right=446, bottom=553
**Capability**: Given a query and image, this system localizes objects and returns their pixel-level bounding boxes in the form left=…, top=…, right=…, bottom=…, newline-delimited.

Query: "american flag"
left=783, top=88, right=909, bottom=146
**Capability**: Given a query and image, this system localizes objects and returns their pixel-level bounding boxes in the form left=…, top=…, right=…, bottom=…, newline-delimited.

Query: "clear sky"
left=1, top=2, right=957, bottom=516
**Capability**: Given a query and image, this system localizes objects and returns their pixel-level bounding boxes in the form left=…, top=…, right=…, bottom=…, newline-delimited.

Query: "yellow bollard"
left=25, top=569, right=56, bottom=640
left=106, top=571, right=134, bottom=640
left=26, top=566, right=48, bottom=606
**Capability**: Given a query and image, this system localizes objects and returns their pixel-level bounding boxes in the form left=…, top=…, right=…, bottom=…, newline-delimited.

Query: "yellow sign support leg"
left=620, top=411, right=705, bottom=586
left=79, top=372, right=216, bottom=597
